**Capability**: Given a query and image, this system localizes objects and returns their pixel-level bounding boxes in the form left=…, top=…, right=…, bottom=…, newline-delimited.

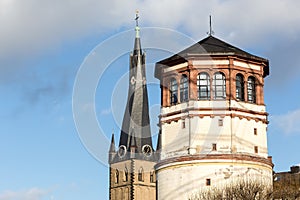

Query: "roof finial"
left=135, top=10, right=140, bottom=38
left=207, top=15, right=215, bottom=36
left=135, top=10, right=139, bottom=27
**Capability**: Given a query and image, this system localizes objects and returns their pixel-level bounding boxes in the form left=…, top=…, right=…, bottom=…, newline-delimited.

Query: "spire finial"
left=135, top=10, right=140, bottom=38
left=135, top=10, right=139, bottom=27
left=207, top=15, right=215, bottom=36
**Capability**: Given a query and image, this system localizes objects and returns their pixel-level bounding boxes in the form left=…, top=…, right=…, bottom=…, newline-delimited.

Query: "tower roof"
left=118, top=15, right=154, bottom=158
left=109, top=133, right=116, bottom=153
left=155, top=35, right=269, bottom=78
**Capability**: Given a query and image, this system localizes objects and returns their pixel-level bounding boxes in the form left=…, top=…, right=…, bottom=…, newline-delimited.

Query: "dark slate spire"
left=118, top=13, right=153, bottom=157
left=109, top=132, right=116, bottom=153
left=109, top=132, right=116, bottom=163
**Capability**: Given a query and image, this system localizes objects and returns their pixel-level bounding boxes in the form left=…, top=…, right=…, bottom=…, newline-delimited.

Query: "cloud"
left=1, top=0, right=300, bottom=86
left=100, top=108, right=112, bottom=116
left=22, top=67, right=72, bottom=106
left=0, top=187, right=49, bottom=200
left=2, top=0, right=300, bottom=58
left=271, top=109, right=300, bottom=135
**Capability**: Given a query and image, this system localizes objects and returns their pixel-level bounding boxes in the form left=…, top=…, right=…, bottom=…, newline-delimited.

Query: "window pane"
left=213, top=72, right=226, bottom=99
left=247, top=77, right=256, bottom=103
left=180, top=75, right=189, bottom=102
left=236, top=74, right=244, bottom=101
left=197, top=73, right=210, bottom=100
left=170, top=78, right=178, bottom=105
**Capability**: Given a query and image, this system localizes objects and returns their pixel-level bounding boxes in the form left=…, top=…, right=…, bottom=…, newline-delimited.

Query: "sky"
left=1, top=0, right=300, bottom=199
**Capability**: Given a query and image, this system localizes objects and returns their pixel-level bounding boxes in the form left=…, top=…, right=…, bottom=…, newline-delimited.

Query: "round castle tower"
left=154, top=35, right=273, bottom=199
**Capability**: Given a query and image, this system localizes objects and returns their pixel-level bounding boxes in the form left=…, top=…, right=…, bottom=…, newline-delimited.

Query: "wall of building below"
left=161, top=114, right=268, bottom=160
left=156, top=159, right=273, bottom=200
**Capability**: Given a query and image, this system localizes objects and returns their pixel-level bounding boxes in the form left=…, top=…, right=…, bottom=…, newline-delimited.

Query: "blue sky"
left=1, top=0, right=300, bottom=199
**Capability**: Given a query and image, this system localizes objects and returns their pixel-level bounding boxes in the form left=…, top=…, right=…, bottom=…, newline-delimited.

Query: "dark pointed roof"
left=155, top=35, right=269, bottom=78
left=118, top=24, right=154, bottom=157
left=156, top=130, right=162, bottom=152
left=109, top=133, right=116, bottom=153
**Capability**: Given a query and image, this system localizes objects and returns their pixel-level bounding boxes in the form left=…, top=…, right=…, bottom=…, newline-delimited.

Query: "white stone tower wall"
left=160, top=100, right=268, bottom=160
left=156, top=160, right=273, bottom=200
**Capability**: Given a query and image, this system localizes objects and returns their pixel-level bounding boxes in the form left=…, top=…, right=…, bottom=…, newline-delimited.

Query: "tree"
left=189, top=179, right=272, bottom=200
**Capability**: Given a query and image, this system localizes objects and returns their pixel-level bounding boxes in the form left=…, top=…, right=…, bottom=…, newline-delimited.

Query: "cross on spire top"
left=135, top=10, right=139, bottom=27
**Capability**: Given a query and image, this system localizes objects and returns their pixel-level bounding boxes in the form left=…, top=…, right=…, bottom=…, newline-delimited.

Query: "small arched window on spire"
left=197, top=72, right=210, bottom=100
left=236, top=74, right=245, bottom=101
left=115, top=169, right=119, bottom=184
left=213, top=72, right=226, bottom=99
left=138, top=167, right=144, bottom=182
left=247, top=76, right=256, bottom=103
left=124, top=167, right=128, bottom=182
left=170, top=78, right=178, bottom=105
left=180, top=75, right=189, bottom=102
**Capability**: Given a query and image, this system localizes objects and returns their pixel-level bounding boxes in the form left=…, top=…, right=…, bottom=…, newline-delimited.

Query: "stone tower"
left=108, top=14, right=157, bottom=200
left=154, top=35, right=273, bottom=199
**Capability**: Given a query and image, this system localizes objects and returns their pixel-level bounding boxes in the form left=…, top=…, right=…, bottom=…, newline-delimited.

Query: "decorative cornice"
left=161, top=106, right=268, bottom=117
left=160, top=107, right=268, bottom=124
left=155, top=154, right=274, bottom=170
left=161, top=113, right=268, bottom=124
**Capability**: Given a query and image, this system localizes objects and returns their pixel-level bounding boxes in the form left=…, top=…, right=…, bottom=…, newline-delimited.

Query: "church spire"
left=109, top=131, right=116, bottom=153
left=108, top=132, right=116, bottom=163
left=118, top=12, right=154, bottom=159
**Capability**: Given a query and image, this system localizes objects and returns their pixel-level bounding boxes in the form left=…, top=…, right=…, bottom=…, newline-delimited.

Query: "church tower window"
left=170, top=78, right=178, bottom=105
left=138, top=167, right=144, bottom=182
left=236, top=74, right=245, bottom=101
left=247, top=76, right=256, bottom=103
left=180, top=75, right=189, bottom=102
left=124, top=167, right=128, bottom=182
left=197, top=72, right=210, bottom=100
left=213, top=72, right=226, bottom=99
left=150, top=171, right=155, bottom=183
left=115, top=170, right=119, bottom=184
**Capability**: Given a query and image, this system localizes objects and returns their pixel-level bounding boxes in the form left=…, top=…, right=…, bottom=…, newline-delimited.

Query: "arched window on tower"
left=138, top=167, right=144, bottom=182
left=170, top=78, right=178, bottom=105
left=150, top=171, right=155, bottom=183
left=236, top=74, right=245, bottom=101
left=197, top=72, right=210, bottom=100
left=115, top=169, right=119, bottom=184
left=213, top=72, right=226, bottom=99
left=180, top=75, right=189, bottom=102
left=124, top=167, right=128, bottom=182
left=247, top=76, right=256, bottom=103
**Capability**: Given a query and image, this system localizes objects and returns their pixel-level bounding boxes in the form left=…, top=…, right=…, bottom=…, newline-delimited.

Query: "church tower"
left=108, top=13, right=156, bottom=200
left=154, top=35, right=273, bottom=199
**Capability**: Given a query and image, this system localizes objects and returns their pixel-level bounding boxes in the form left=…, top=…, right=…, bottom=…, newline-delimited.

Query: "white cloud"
left=271, top=109, right=300, bottom=135
left=0, top=187, right=49, bottom=200
left=1, top=0, right=300, bottom=85
left=100, top=108, right=111, bottom=115
left=1, top=0, right=300, bottom=60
